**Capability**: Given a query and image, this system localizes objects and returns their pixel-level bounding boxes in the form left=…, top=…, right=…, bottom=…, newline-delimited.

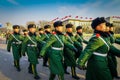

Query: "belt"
left=13, top=41, right=22, bottom=44
left=93, top=52, right=107, bottom=57
left=51, top=47, right=63, bottom=50
left=27, top=44, right=37, bottom=47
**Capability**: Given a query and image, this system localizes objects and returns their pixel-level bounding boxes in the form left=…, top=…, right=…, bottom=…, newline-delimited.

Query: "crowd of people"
left=7, top=17, right=120, bottom=80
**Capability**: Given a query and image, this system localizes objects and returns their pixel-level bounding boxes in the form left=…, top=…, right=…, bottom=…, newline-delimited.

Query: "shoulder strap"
left=11, top=34, right=21, bottom=42
left=99, top=36, right=110, bottom=50
left=54, top=34, right=64, bottom=47
left=38, top=34, right=41, bottom=38
left=92, top=34, right=110, bottom=50
left=77, top=34, right=83, bottom=41
left=27, top=35, right=37, bottom=45
left=45, top=33, right=49, bottom=38
left=67, top=35, right=74, bottom=44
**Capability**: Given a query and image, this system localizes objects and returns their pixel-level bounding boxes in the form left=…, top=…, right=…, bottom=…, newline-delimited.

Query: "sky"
left=0, top=0, right=120, bottom=26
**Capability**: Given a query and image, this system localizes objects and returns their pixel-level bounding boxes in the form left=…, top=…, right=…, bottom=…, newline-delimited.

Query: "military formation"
left=7, top=17, right=120, bottom=80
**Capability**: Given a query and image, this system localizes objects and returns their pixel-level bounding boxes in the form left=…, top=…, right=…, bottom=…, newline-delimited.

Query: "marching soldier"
left=106, top=22, right=120, bottom=79
left=7, top=25, right=24, bottom=71
left=21, top=24, right=40, bottom=79
left=37, top=28, right=46, bottom=53
left=42, top=25, right=52, bottom=67
left=64, top=23, right=82, bottom=79
left=40, top=21, right=78, bottom=80
left=77, top=17, right=120, bottom=80
left=22, top=29, right=28, bottom=37
left=75, top=26, right=88, bottom=57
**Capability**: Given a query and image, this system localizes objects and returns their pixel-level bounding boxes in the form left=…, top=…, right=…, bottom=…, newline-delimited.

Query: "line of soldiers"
left=7, top=17, right=120, bottom=80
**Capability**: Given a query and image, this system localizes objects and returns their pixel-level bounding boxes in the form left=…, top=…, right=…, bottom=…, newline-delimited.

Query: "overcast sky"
left=0, top=0, right=120, bottom=25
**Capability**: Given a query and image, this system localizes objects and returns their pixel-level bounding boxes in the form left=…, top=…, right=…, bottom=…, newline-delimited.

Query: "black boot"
left=28, top=63, right=33, bottom=74
left=17, top=67, right=21, bottom=72
left=114, top=76, right=120, bottom=79
left=43, top=64, right=49, bottom=67
left=28, top=70, right=33, bottom=74
left=72, top=75, right=80, bottom=79
left=34, top=75, right=40, bottom=79
left=64, top=71, right=70, bottom=74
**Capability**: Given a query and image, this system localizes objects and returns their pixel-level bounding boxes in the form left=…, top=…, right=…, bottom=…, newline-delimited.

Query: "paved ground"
left=0, top=38, right=120, bottom=80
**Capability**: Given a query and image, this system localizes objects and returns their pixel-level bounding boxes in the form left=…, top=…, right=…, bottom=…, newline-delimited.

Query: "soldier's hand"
left=76, top=64, right=86, bottom=70
left=38, top=56, right=42, bottom=59
left=74, top=47, right=78, bottom=53
left=7, top=50, right=10, bottom=52
left=23, top=53, right=26, bottom=56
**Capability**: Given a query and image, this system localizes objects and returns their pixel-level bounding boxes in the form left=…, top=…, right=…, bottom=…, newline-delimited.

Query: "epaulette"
left=64, top=33, right=68, bottom=36
left=73, top=33, right=76, bottom=36
left=52, top=31, right=56, bottom=35
left=96, top=33, right=100, bottom=38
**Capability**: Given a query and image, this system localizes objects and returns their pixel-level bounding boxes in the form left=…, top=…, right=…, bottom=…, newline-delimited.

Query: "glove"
left=38, top=56, right=42, bottom=59
left=7, top=50, right=10, bottom=52
left=22, top=53, right=26, bottom=56
left=76, top=64, right=86, bottom=70
left=74, top=47, right=78, bottom=53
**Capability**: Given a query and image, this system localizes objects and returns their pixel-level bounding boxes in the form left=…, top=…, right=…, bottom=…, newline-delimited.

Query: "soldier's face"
left=56, top=26, right=63, bottom=32
left=66, top=28, right=73, bottom=33
left=77, top=29, right=82, bottom=33
left=24, top=32, right=28, bottom=35
left=39, top=30, right=44, bottom=34
left=109, top=27, right=114, bottom=32
left=96, top=23, right=106, bottom=32
left=14, top=29, right=20, bottom=33
left=105, top=27, right=110, bottom=32
left=46, top=28, right=51, bottom=32
left=29, top=28, right=36, bottom=33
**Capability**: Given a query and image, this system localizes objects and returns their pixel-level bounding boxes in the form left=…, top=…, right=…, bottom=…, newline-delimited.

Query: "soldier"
left=64, top=23, right=82, bottom=79
left=7, top=25, right=24, bottom=71
left=77, top=17, right=120, bottom=80
left=23, top=29, right=28, bottom=37
left=40, top=21, right=78, bottom=80
left=106, top=22, right=120, bottom=79
left=21, top=24, right=40, bottom=79
left=75, top=26, right=88, bottom=57
left=37, top=28, right=46, bottom=53
left=42, top=25, right=52, bottom=67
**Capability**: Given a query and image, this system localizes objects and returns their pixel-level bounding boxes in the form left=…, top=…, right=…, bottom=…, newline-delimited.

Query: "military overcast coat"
left=40, top=32, right=77, bottom=75
left=7, top=33, right=24, bottom=60
left=77, top=33, right=120, bottom=80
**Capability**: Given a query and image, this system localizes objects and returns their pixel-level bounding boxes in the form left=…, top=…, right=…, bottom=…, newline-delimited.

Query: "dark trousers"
left=28, top=63, right=38, bottom=76
left=64, top=64, right=77, bottom=76
left=49, top=73, right=64, bottom=80
left=43, top=55, right=48, bottom=66
left=108, top=55, right=118, bottom=78
left=14, top=60, right=20, bottom=69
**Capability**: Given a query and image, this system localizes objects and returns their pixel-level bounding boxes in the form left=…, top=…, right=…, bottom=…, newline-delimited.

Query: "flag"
left=112, top=16, right=115, bottom=18
left=56, top=17, right=59, bottom=20
left=75, top=16, right=78, bottom=18
left=85, top=17, right=88, bottom=19
left=80, top=17, right=83, bottom=19
left=64, top=16, right=68, bottom=19
left=89, top=18, right=92, bottom=20
left=69, top=15, right=71, bottom=17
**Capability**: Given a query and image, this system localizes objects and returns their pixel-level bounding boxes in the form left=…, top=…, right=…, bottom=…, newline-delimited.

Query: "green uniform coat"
left=40, top=33, right=76, bottom=75
left=77, top=33, right=119, bottom=80
left=64, top=33, right=82, bottom=66
left=22, top=34, right=40, bottom=64
left=7, top=33, right=24, bottom=60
